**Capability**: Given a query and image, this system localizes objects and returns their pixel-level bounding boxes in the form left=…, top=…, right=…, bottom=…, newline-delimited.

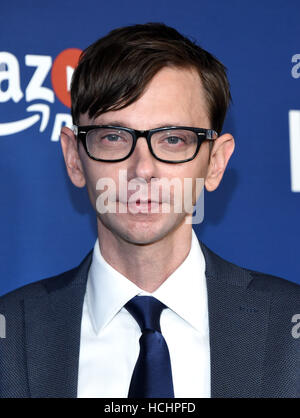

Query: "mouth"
left=118, top=198, right=160, bottom=204
left=118, top=199, right=162, bottom=213
left=136, top=199, right=157, bottom=204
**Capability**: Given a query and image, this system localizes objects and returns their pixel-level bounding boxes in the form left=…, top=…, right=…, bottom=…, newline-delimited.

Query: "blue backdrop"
left=1, top=0, right=300, bottom=295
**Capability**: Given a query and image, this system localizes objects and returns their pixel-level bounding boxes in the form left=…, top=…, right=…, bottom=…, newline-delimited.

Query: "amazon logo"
left=0, top=48, right=82, bottom=140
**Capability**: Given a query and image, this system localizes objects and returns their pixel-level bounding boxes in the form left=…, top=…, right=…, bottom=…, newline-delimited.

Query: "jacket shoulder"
left=0, top=267, right=76, bottom=306
left=199, top=239, right=300, bottom=297
left=0, top=251, right=93, bottom=307
left=246, top=268, right=300, bottom=297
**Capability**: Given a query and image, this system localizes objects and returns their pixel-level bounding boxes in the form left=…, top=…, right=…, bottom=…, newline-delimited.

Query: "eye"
left=164, top=136, right=184, bottom=144
left=103, top=134, right=122, bottom=142
left=97, top=130, right=130, bottom=144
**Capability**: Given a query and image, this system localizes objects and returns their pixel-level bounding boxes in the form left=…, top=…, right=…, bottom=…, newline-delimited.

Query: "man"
left=0, top=23, right=299, bottom=398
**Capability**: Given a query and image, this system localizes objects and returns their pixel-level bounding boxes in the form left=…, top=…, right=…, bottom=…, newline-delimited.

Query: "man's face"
left=63, top=66, right=229, bottom=245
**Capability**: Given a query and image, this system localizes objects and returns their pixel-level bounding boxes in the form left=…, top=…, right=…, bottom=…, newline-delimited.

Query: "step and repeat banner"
left=1, top=0, right=299, bottom=295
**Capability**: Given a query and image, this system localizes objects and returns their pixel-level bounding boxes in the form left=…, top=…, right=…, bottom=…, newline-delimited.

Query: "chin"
left=99, top=212, right=185, bottom=245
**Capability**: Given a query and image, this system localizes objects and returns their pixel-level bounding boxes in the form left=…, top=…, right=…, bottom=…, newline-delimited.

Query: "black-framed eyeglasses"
left=73, top=125, right=218, bottom=163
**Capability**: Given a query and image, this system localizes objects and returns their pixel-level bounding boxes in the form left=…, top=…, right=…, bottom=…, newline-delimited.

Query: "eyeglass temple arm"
left=206, top=129, right=218, bottom=140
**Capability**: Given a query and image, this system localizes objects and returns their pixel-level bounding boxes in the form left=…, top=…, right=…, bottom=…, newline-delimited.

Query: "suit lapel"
left=24, top=252, right=92, bottom=398
left=199, top=241, right=271, bottom=398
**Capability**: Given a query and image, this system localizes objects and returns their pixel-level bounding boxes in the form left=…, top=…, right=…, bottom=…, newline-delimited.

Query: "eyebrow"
left=95, top=120, right=186, bottom=129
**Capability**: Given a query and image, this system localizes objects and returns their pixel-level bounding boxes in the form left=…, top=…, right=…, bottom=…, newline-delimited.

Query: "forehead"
left=81, top=66, right=210, bottom=129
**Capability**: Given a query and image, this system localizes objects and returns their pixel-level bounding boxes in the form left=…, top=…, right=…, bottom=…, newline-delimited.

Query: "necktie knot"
left=124, top=295, right=166, bottom=333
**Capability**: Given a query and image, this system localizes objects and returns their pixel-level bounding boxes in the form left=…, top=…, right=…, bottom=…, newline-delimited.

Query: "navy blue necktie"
left=125, top=295, right=174, bottom=398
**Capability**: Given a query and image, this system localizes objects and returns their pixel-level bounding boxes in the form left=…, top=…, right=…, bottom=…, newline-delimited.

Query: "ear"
left=205, top=133, right=235, bottom=192
left=60, top=126, right=86, bottom=188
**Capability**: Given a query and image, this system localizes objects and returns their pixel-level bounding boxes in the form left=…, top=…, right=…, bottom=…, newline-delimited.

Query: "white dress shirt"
left=77, top=229, right=211, bottom=398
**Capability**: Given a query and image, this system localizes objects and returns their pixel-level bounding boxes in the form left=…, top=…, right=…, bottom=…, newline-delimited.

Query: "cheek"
left=190, top=148, right=210, bottom=181
left=168, top=141, right=209, bottom=181
left=82, top=163, right=101, bottom=193
left=79, top=147, right=112, bottom=187
left=167, top=162, right=205, bottom=183
left=79, top=154, right=115, bottom=201
left=171, top=159, right=207, bottom=206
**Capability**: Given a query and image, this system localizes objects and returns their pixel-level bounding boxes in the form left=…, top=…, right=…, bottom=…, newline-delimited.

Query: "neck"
left=97, top=219, right=193, bottom=292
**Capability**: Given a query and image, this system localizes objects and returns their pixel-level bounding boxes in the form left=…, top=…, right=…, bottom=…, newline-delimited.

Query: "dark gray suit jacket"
left=0, top=240, right=299, bottom=398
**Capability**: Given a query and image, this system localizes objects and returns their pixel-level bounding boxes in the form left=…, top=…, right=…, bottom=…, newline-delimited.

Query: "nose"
left=127, top=136, right=157, bottom=182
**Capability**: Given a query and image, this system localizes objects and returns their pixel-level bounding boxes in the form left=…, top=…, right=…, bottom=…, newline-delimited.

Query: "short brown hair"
left=71, top=22, right=231, bottom=134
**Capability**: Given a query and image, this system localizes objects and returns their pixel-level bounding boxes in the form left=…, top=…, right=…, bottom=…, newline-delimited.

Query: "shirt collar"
left=86, top=229, right=207, bottom=335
